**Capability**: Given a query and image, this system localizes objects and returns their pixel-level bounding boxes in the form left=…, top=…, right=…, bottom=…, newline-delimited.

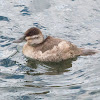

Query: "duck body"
left=23, top=36, right=82, bottom=62
left=13, top=27, right=97, bottom=62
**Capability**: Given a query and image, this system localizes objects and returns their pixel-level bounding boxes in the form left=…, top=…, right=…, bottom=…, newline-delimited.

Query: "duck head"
left=13, top=27, right=44, bottom=46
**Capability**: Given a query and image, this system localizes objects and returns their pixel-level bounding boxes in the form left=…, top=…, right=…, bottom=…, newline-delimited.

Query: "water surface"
left=0, top=0, right=100, bottom=100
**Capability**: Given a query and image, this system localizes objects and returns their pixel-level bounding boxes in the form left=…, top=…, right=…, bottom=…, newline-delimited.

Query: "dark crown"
left=25, top=27, right=41, bottom=37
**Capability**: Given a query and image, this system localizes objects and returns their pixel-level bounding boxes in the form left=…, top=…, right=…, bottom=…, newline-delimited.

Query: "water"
left=0, top=0, right=100, bottom=100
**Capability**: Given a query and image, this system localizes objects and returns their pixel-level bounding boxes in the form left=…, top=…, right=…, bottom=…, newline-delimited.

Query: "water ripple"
left=0, top=16, right=10, bottom=22
left=20, top=7, right=30, bottom=16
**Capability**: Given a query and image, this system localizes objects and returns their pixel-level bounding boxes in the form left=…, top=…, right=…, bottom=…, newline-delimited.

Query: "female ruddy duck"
left=13, top=27, right=97, bottom=62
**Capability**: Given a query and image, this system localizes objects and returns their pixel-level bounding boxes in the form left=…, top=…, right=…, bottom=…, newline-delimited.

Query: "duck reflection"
left=26, top=57, right=77, bottom=75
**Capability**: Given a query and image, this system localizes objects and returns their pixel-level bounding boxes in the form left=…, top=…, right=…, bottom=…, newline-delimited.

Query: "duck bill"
left=13, top=36, right=25, bottom=43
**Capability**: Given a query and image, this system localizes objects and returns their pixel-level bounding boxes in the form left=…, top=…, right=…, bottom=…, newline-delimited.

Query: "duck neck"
left=31, top=35, right=48, bottom=47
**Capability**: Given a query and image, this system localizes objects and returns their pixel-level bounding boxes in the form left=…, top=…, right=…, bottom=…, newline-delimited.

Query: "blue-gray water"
left=0, top=0, right=100, bottom=100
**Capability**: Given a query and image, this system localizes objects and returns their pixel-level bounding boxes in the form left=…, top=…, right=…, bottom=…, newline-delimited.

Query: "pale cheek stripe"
left=25, top=35, right=40, bottom=40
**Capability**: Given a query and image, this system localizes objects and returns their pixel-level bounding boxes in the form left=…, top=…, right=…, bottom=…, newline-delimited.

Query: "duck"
left=13, top=27, right=97, bottom=62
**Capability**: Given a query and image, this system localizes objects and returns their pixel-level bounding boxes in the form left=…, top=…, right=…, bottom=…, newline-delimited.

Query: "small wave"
left=0, top=16, right=10, bottom=22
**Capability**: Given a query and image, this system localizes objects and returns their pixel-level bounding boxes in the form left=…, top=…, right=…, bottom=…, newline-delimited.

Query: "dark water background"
left=0, top=0, right=100, bottom=100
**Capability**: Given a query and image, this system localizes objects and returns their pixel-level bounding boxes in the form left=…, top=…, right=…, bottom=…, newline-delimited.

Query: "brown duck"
left=13, top=27, right=97, bottom=62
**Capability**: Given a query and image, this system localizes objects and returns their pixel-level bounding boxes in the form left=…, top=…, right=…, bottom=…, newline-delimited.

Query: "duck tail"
left=81, top=48, right=98, bottom=56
